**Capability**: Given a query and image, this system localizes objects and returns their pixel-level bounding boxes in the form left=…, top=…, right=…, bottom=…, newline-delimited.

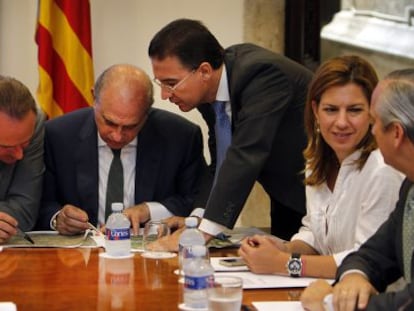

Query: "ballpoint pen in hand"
left=88, top=222, right=103, bottom=235
left=17, top=227, right=35, bottom=244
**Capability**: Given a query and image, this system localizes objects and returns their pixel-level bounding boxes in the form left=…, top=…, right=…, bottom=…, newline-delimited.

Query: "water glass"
left=207, top=276, right=243, bottom=311
left=142, top=221, right=174, bottom=259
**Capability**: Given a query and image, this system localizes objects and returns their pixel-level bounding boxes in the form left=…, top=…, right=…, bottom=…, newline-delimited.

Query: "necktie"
left=403, top=185, right=414, bottom=283
left=212, top=101, right=231, bottom=180
left=105, top=148, right=124, bottom=221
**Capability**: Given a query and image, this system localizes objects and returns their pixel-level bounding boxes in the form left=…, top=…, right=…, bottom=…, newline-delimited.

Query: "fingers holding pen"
left=56, top=205, right=89, bottom=235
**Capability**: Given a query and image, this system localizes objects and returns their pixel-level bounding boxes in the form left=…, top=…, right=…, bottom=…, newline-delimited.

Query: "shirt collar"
left=215, top=65, right=230, bottom=103
left=97, top=132, right=138, bottom=148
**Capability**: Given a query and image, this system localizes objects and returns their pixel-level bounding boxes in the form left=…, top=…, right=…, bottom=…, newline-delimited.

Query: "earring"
left=315, top=123, right=320, bottom=134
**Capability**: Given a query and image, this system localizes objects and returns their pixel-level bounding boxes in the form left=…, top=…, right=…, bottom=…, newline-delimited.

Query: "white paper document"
left=252, top=301, right=303, bottom=311
left=214, top=271, right=332, bottom=289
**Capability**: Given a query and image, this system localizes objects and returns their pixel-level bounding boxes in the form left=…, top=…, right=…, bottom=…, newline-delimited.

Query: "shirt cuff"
left=198, top=218, right=227, bottom=236
left=146, top=201, right=173, bottom=221
left=50, top=211, right=61, bottom=230
left=339, top=269, right=369, bottom=281
left=190, top=207, right=205, bottom=218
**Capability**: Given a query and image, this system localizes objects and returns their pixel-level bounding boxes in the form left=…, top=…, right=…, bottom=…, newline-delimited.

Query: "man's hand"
left=0, top=212, right=18, bottom=244
left=162, top=216, right=186, bottom=232
left=147, top=227, right=185, bottom=252
left=238, top=234, right=290, bottom=274
left=301, top=279, right=333, bottom=311
left=55, top=205, right=89, bottom=235
left=332, top=273, right=377, bottom=311
left=123, top=203, right=150, bottom=235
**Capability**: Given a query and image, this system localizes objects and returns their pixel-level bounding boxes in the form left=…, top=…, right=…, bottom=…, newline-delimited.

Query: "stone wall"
left=322, top=0, right=414, bottom=78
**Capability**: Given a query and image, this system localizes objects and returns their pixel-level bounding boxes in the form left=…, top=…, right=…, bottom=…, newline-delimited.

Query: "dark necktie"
left=212, top=101, right=231, bottom=181
left=105, top=148, right=124, bottom=221
left=403, top=185, right=414, bottom=283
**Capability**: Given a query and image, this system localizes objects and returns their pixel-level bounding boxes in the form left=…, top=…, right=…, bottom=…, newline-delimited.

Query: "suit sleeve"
left=35, top=123, right=62, bottom=229
left=157, top=124, right=207, bottom=217
left=204, top=62, right=301, bottom=228
left=0, top=111, right=45, bottom=230
left=366, top=283, right=414, bottom=311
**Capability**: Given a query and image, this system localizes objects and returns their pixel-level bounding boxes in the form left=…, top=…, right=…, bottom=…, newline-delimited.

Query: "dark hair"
left=0, top=76, right=37, bottom=119
left=148, top=19, right=224, bottom=70
left=303, top=55, right=378, bottom=186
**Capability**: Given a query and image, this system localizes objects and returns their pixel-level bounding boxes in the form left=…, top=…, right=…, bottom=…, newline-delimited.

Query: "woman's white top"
left=291, top=149, right=404, bottom=266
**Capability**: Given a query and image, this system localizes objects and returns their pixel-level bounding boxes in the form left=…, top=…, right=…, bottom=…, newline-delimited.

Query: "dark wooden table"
left=0, top=247, right=302, bottom=310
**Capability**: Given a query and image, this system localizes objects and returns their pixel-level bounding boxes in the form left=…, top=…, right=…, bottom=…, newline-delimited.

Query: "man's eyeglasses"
left=153, top=70, right=196, bottom=93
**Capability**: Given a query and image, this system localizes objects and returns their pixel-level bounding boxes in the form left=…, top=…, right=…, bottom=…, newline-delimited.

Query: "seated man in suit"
left=36, top=64, right=205, bottom=235
left=0, top=76, right=45, bottom=243
left=300, top=69, right=414, bottom=311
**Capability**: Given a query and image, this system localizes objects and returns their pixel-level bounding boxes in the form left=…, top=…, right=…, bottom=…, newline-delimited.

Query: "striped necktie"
left=212, top=101, right=231, bottom=180
left=105, top=148, right=124, bottom=221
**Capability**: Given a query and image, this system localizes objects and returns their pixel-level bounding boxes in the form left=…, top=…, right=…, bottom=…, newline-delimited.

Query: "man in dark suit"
left=0, top=76, right=45, bottom=242
left=148, top=19, right=313, bottom=241
left=36, top=64, right=205, bottom=235
left=300, top=69, right=414, bottom=311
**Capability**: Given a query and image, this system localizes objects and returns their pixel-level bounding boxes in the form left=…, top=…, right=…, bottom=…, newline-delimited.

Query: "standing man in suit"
left=300, top=69, right=414, bottom=311
left=0, top=76, right=45, bottom=243
left=36, top=64, right=205, bottom=235
left=148, top=19, right=313, bottom=241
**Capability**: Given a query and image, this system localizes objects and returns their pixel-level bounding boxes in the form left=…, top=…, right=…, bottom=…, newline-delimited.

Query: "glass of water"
left=207, top=276, right=243, bottom=311
left=142, top=221, right=175, bottom=259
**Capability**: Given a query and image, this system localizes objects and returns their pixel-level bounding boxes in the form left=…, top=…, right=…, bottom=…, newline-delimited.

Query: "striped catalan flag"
left=36, top=0, right=94, bottom=118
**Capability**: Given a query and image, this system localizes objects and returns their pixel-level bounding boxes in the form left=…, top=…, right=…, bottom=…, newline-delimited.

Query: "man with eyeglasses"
left=148, top=19, right=313, bottom=245
left=35, top=64, right=205, bottom=235
left=0, top=76, right=45, bottom=243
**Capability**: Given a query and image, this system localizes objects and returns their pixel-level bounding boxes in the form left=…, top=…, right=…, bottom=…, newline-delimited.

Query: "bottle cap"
left=111, top=202, right=124, bottom=212
left=184, top=217, right=198, bottom=228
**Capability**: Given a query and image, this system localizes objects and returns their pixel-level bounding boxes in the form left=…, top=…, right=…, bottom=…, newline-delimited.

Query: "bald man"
left=36, top=64, right=206, bottom=235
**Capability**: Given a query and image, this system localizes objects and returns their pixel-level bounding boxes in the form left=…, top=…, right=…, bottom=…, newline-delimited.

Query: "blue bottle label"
left=105, top=228, right=130, bottom=241
left=184, top=275, right=214, bottom=290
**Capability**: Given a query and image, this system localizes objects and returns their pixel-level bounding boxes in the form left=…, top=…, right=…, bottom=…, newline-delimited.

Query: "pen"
left=87, top=222, right=103, bottom=235
left=17, top=227, right=35, bottom=244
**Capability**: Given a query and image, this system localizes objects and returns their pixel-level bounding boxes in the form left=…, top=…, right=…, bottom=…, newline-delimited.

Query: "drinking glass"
left=142, top=221, right=175, bottom=259
left=207, top=276, right=243, bottom=311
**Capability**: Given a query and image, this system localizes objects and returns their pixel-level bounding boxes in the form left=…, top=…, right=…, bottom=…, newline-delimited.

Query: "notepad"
left=3, top=230, right=97, bottom=248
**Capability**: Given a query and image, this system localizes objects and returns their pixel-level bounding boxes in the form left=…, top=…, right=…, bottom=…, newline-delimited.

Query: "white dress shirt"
left=291, top=149, right=404, bottom=266
left=97, top=134, right=172, bottom=226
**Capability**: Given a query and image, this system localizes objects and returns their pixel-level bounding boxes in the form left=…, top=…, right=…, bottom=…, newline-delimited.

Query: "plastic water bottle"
left=105, top=202, right=131, bottom=257
left=183, top=245, right=214, bottom=309
left=178, top=217, right=205, bottom=274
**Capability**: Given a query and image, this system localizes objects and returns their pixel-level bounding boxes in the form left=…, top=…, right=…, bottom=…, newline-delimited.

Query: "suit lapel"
left=75, top=111, right=99, bottom=224
left=134, top=110, right=162, bottom=203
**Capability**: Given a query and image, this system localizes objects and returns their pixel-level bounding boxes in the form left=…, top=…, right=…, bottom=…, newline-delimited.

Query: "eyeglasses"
left=153, top=70, right=196, bottom=93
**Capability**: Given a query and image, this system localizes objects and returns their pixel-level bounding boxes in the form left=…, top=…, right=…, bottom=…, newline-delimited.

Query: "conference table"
left=0, top=246, right=303, bottom=311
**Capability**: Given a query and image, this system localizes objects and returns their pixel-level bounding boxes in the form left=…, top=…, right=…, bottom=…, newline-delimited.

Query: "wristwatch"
left=286, top=253, right=302, bottom=277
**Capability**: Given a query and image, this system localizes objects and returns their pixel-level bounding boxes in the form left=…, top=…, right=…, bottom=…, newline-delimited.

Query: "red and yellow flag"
left=36, top=0, right=94, bottom=118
